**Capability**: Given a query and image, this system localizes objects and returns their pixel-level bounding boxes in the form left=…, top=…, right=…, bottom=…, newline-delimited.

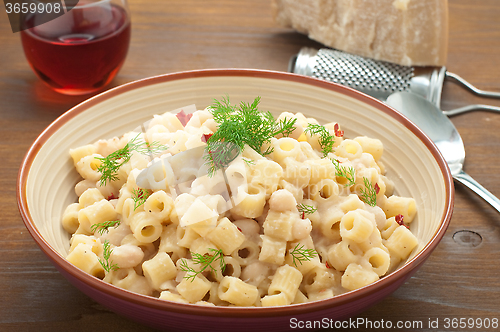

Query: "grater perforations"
left=311, top=49, right=414, bottom=93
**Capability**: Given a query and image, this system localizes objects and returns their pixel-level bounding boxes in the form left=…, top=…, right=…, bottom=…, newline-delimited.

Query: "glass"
left=20, top=0, right=131, bottom=95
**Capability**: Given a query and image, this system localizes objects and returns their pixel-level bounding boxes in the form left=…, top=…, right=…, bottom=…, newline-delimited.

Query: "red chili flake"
left=334, top=123, right=344, bottom=137
left=302, top=212, right=305, bottom=219
left=237, top=227, right=242, bottom=232
left=107, top=193, right=116, bottom=200
left=201, top=133, right=213, bottom=143
left=374, top=183, right=380, bottom=194
left=395, top=214, right=409, bottom=229
left=325, top=261, right=331, bottom=269
left=137, top=189, right=144, bottom=199
left=176, top=110, right=193, bottom=126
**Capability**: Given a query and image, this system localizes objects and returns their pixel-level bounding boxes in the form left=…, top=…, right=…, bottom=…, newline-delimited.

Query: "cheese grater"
left=289, top=47, right=500, bottom=116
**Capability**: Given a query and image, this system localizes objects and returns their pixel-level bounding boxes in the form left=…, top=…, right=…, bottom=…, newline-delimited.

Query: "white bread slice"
left=272, top=0, right=448, bottom=67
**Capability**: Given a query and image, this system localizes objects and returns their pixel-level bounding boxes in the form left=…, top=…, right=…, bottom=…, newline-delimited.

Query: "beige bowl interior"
left=25, top=73, right=448, bottom=267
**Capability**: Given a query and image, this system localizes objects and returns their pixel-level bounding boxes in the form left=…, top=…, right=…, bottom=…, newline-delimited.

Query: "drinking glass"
left=20, top=0, right=131, bottom=95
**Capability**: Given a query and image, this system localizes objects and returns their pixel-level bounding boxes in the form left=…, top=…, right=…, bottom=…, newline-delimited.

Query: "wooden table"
left=1, top=0, right=499, bottom=331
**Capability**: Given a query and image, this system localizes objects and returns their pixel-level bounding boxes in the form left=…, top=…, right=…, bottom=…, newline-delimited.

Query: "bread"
left=272, top=0, right=448, bottom=67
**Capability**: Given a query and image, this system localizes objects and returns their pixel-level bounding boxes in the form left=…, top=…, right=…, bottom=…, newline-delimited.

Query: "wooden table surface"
left=1, top=0, right=500, bottom=331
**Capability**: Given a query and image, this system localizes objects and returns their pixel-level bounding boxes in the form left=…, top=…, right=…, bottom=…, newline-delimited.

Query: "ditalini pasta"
left=62, top=98, right=418, bottom=307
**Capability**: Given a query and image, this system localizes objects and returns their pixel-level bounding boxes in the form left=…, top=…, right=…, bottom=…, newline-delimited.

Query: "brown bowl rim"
left=17, top=68, right=454, bottom=318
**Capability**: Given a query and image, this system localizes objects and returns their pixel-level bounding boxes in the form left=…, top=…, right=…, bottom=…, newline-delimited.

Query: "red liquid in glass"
left=21, top=4, right=130, bottom=95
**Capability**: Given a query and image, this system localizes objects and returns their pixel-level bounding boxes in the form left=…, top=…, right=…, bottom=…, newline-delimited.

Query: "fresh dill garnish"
left=242, top=157, right=255, bottom=166
left=297, top=203, right=317, bottom=216
left=131, top=188, right=152, bottom=211
left=289, top=243, right=318, bottom=267
left=91, top=220, right=121, bottom=235
left=304, top=123, right=336, bottom=157
left=95, top=134, right=167, bottom=186
left=99, top=240, right=119, bottom=273
left=180, top=248, right=225, bottom=282
left=360, top=177, right=377, bottom=207
left=205, top=140, right=240, bottom=176
left=330, top=158, right=356, bottom=187
left=204, top=96, right=297, bottom=175
left=276, top=116, right=297, bottom=138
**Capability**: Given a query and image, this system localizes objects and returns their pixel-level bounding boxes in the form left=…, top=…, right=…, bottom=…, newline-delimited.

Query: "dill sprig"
left=242, top=157, right=255, bottom=166
left=330, top=158, right=356, bottom=187
left=91, top=220, right=121, bottom=235
left=99, top=240, right=119, bottom=273
left=127, top=135, right=167, bottom=156
left=95, top=134, right=167, bottom=186
left=205, top=140, right=240, bottom=175
left=275, top=116, right=297, bottom=138
left=360, top=177, right=377, bottom=207
left=289, top=243, right=318, bottom=267
left=180, top=248, right=226, bottom=282
left=131, top=188, right=152, bottom=211
left=297, top=203, right=317, bottom=216
left=304, top=123, right=336, bottom=157
left=204, top=96, right=297, bottom=175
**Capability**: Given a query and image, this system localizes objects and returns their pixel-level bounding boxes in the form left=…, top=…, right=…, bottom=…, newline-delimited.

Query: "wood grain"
left=1, top=0, right=499, bottom=331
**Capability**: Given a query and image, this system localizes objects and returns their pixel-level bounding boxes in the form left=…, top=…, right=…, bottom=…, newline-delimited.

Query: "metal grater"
left=289, top=47, right=500, bottom=115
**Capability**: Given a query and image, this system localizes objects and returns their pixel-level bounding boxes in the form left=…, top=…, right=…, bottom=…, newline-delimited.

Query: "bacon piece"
left=201, top=133, right=213, bottom=143
left=395, top=214, right=409, bottom=229
left=334, top=123, right=344, bottom=137
left=176, top=110, right=193, bottom=126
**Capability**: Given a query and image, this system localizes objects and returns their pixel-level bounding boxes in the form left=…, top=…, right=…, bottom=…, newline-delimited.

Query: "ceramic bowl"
left=17, top=69, right=453, bottom=332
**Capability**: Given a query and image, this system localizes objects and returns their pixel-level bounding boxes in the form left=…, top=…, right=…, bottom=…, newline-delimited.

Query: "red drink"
left=21, top=3, right=130, bottom=95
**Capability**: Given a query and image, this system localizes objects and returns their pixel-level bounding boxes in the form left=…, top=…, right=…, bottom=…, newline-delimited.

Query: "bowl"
left=17, top=69, right=454, bottom=331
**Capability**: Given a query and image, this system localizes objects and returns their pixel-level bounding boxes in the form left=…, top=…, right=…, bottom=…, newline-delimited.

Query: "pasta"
left=62, top=99, right=419, bottom=307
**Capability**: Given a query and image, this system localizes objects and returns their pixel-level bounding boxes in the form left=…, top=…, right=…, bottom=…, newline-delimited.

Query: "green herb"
left=304, top=123, right=335, bottom=157
left=275, top=117, right=297, bottom=138
left=205, top=140, right=240, bottom=176
left=180, top=248, right=226, bottom=282
left=131, top=188, right=152, bottom=211
left=91, top=220, right=121, bottom=235
left=330, top=158, right=356, bottom=187
left=289, top=243, right=318, bottom=267
left=99, top=240, right=119, bottom=273
left=205, top=96, right=296, bottom=175
left=95, top=134, right=167, bottom=186
left=360, top=177, right=377, bottom=207
left=243, top=157, right=255, bottom=166
left=297, top=203, right=317, bottom=217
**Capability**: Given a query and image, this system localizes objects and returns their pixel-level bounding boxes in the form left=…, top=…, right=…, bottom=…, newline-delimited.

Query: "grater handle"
left=443, top=104, right=500, bottom=116
left=445, top=72, right=500, bottom=99
left=443, top=72, right=500, bottom=116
